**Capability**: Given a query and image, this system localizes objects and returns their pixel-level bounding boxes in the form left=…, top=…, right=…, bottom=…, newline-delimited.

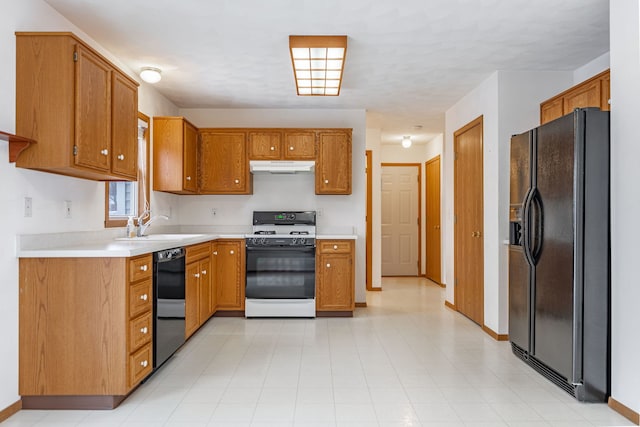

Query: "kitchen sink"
left=114, top=234, right=207, bottom=241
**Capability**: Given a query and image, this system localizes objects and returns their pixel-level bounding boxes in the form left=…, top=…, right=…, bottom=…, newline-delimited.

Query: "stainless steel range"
left=245, top=211, right=316, bottom=317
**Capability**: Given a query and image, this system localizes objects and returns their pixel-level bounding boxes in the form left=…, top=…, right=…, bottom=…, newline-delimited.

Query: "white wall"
left=0, top=0, right=178, bottom=411
left=444, top=70, right=574, bottom=333
left=179, top=108, right=368, bottom=303
left=574, top=51, right=610, bottom=84
left=609, top=0, right=640, bottom=415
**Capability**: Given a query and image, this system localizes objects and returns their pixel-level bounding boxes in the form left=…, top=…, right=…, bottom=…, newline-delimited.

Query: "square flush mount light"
left=289, top=35, right=347, bottom=96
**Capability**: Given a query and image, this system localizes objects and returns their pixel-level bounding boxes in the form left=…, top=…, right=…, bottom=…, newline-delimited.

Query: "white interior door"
left=381, top=165, right=419, bottom=276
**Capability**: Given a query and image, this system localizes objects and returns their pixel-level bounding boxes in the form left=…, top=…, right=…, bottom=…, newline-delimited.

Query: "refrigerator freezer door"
left=532, top=113, right=576, bottom=381
left=508, top=131, right=533, bottom=352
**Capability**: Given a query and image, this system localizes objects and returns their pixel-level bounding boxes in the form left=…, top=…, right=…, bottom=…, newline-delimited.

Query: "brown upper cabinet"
left=283, top=130, right=317, bottom=159
left=316, top=130, right=352, bottom=195
left=152, top=124, right=352, bottom=195
left=153, top=117, right=198, bottom=194
left=247, top=129, right=317, bottom=160
left=199, top=129, right=252, bottom=194
left=540, top=69, right=610, bottom=124
left=15, top=32, right=139, bottom=181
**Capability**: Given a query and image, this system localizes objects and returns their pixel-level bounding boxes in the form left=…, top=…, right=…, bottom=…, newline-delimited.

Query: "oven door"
left=246, top=246, right=315, bottom=299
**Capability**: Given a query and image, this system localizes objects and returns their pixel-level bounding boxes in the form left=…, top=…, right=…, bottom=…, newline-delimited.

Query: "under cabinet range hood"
left=249, top=160, right=315, bottom=174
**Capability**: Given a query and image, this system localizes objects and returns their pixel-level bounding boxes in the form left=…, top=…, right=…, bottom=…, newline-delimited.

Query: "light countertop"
left=17, top=229, right=357, bottom=258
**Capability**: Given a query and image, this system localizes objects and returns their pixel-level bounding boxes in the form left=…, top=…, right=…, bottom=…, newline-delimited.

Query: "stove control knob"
left=260, top=238, right=267, bottom=245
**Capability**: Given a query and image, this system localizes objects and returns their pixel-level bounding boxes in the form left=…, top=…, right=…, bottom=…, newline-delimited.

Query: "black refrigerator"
left=508, top=108, right=610, bottom=402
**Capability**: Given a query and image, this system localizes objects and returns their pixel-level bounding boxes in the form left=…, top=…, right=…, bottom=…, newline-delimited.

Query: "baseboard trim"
left=437, top=282, right=446, bottom=288
left=482, top=324, right=509, bottom=341
left=355, top=302, right=367, bottom=308
left=609, top=396, right=640, bottom=425
left=0, top=400, right=21, bottom=423
left=21, top=395, right=125, bottom=410
left=213, top=310, right=245, bottom=317
left=316, top=311, right=353, bottom=317
left=367, top=287, right=382, bottom=292
left=444, top=300, right=456, bottom=310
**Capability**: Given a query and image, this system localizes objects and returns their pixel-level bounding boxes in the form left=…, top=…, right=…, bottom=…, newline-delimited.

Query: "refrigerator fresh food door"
left=532, top=113, right=576, bottom=381
left=508, top=130, right=533, bottom=353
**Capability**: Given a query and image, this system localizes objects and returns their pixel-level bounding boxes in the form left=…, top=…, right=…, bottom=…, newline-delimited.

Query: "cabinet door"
left=110, top=71, right=138, bottom=179
left=563, top=79, right=601, bottom=113
left=248, top=131, right=282, bottom=160
left=540, top=96, right=564, bottom=125
left=183, top=122, right=198, bottom=192
left=316, top=131, right=352, bottom=194
left=185, top=262, right=200, bottom=338
left=198, top=257, right=212, bottom=322
left=200, top=132, right=250, bottom=194
left=74, top=44, right=112, bottom=172
left=283, top=131, right=316, bottom=160
left=216, top=241, right=245, bottom=310
left=600, top=73, right=610, bottom=112
left=317, top=252, right=354, bottom=311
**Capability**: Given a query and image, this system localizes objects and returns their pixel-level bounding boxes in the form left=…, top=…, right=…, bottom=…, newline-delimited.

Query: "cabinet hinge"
left=73, top=51, right=78, bottom=62
left=454, top=215, right=457, bottom=224
left=455, top=278, right=458, bottom=286
left=454, top=152, right=458, bottom=161
left=73, top=145, right=78, bottom=156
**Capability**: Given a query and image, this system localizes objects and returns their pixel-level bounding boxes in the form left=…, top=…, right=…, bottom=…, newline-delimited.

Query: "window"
left=104, top=112, right=150, bottom=227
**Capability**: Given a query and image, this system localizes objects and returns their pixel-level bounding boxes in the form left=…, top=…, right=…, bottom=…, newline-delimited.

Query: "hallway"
left=6, top=278, right=632, bottom=426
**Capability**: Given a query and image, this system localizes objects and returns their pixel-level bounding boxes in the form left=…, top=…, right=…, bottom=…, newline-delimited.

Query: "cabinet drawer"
left=129, top=279, right=152, bottom=318
left=129, top=343, right=152, bottom=387
left=186, top=242, right=211, bottom=264
left=129, top=254, right=152, bottom=283
left=129, top=311, right=152, bottom=352
left=318, top=240, right=353, bottom=254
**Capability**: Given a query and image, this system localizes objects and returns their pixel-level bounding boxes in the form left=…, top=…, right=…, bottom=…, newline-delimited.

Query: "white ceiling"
left=44, top=0, right=609, bottom=145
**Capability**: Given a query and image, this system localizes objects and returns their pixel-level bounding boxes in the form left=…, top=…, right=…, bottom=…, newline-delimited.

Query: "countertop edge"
left=18, top=233, right=359, bottom=258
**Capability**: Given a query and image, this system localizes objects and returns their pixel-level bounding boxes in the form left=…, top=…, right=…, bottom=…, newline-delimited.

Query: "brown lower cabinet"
left=215, top=240, right=246, bottom=311
left=316, top=239, right=355, bottom=315
left=19, top=254, right=153, bottom=409
left=185, top=242, right=214, bottom=338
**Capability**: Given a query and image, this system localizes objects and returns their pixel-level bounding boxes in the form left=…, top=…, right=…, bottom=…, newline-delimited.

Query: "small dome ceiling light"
left=401, top=135, right=412, bottom=148
left=140, top=67, right=162, bottom=84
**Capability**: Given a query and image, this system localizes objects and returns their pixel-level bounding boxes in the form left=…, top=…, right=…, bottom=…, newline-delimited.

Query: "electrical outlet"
left=211, top=208, right=217, bottom=217
left=64, top=200, right=72, bottom=219
left=24, top=197, right=32, bottom=217
left=317, top=208, right=324, bottom=217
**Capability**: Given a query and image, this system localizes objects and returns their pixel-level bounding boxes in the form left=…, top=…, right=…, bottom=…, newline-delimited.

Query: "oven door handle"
left=246, top=246, right=315, bottom=252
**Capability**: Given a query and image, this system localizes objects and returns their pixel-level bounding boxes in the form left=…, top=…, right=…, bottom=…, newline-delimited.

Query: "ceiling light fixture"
left=401, top=136, right=412, bottom=148
left=140, top=67, right=162, bottom=84
left=289, top=35, right=347, bottom=96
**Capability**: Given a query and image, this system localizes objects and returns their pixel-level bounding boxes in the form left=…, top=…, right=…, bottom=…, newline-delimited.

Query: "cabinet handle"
left=117, top=154, right=125, bottom=160
left=324, top=179, right=329, bottom=184
left=140, top=360, right=148, bottom=368
left=289, top=146, right=294, bottom=151
left=213, top=251, right=218, bottom=255
left=186, top=176, right=192, bottom=181
left=230, top=250, right=235, bottom=255
left=201, top=270, right=207, bottom=275
left=326, top=263, right=331, bottom=268
left=270, top=146, right=275, bottom=151
left=100, top=149, right=109, bottom=156
left=140, top=265, right=148, bottom=272
left=140, top=294, right=148, bottom=301
left=140, top=327, right=148, bottom=334
left=234, top=179, right=240, bottom=184
left=194, top=273, right=200, bottom=278
left=333, top=245, right=338, bottom=250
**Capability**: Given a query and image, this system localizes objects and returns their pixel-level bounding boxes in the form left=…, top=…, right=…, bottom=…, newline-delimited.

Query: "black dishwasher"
left=153, top=247, right=186, bottom=369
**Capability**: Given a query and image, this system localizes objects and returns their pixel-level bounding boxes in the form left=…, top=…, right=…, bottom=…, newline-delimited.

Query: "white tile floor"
left=4, top=277, right=634, bottom=427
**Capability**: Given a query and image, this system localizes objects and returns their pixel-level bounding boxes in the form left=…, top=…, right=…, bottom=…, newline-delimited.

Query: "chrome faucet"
left=137, top=210, right=169, bottom=236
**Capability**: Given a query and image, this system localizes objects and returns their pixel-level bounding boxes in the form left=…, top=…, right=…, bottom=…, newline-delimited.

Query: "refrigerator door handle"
left=530, top=189, right=543, bottom=264
left=522, top=188, right=535, bottom=267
